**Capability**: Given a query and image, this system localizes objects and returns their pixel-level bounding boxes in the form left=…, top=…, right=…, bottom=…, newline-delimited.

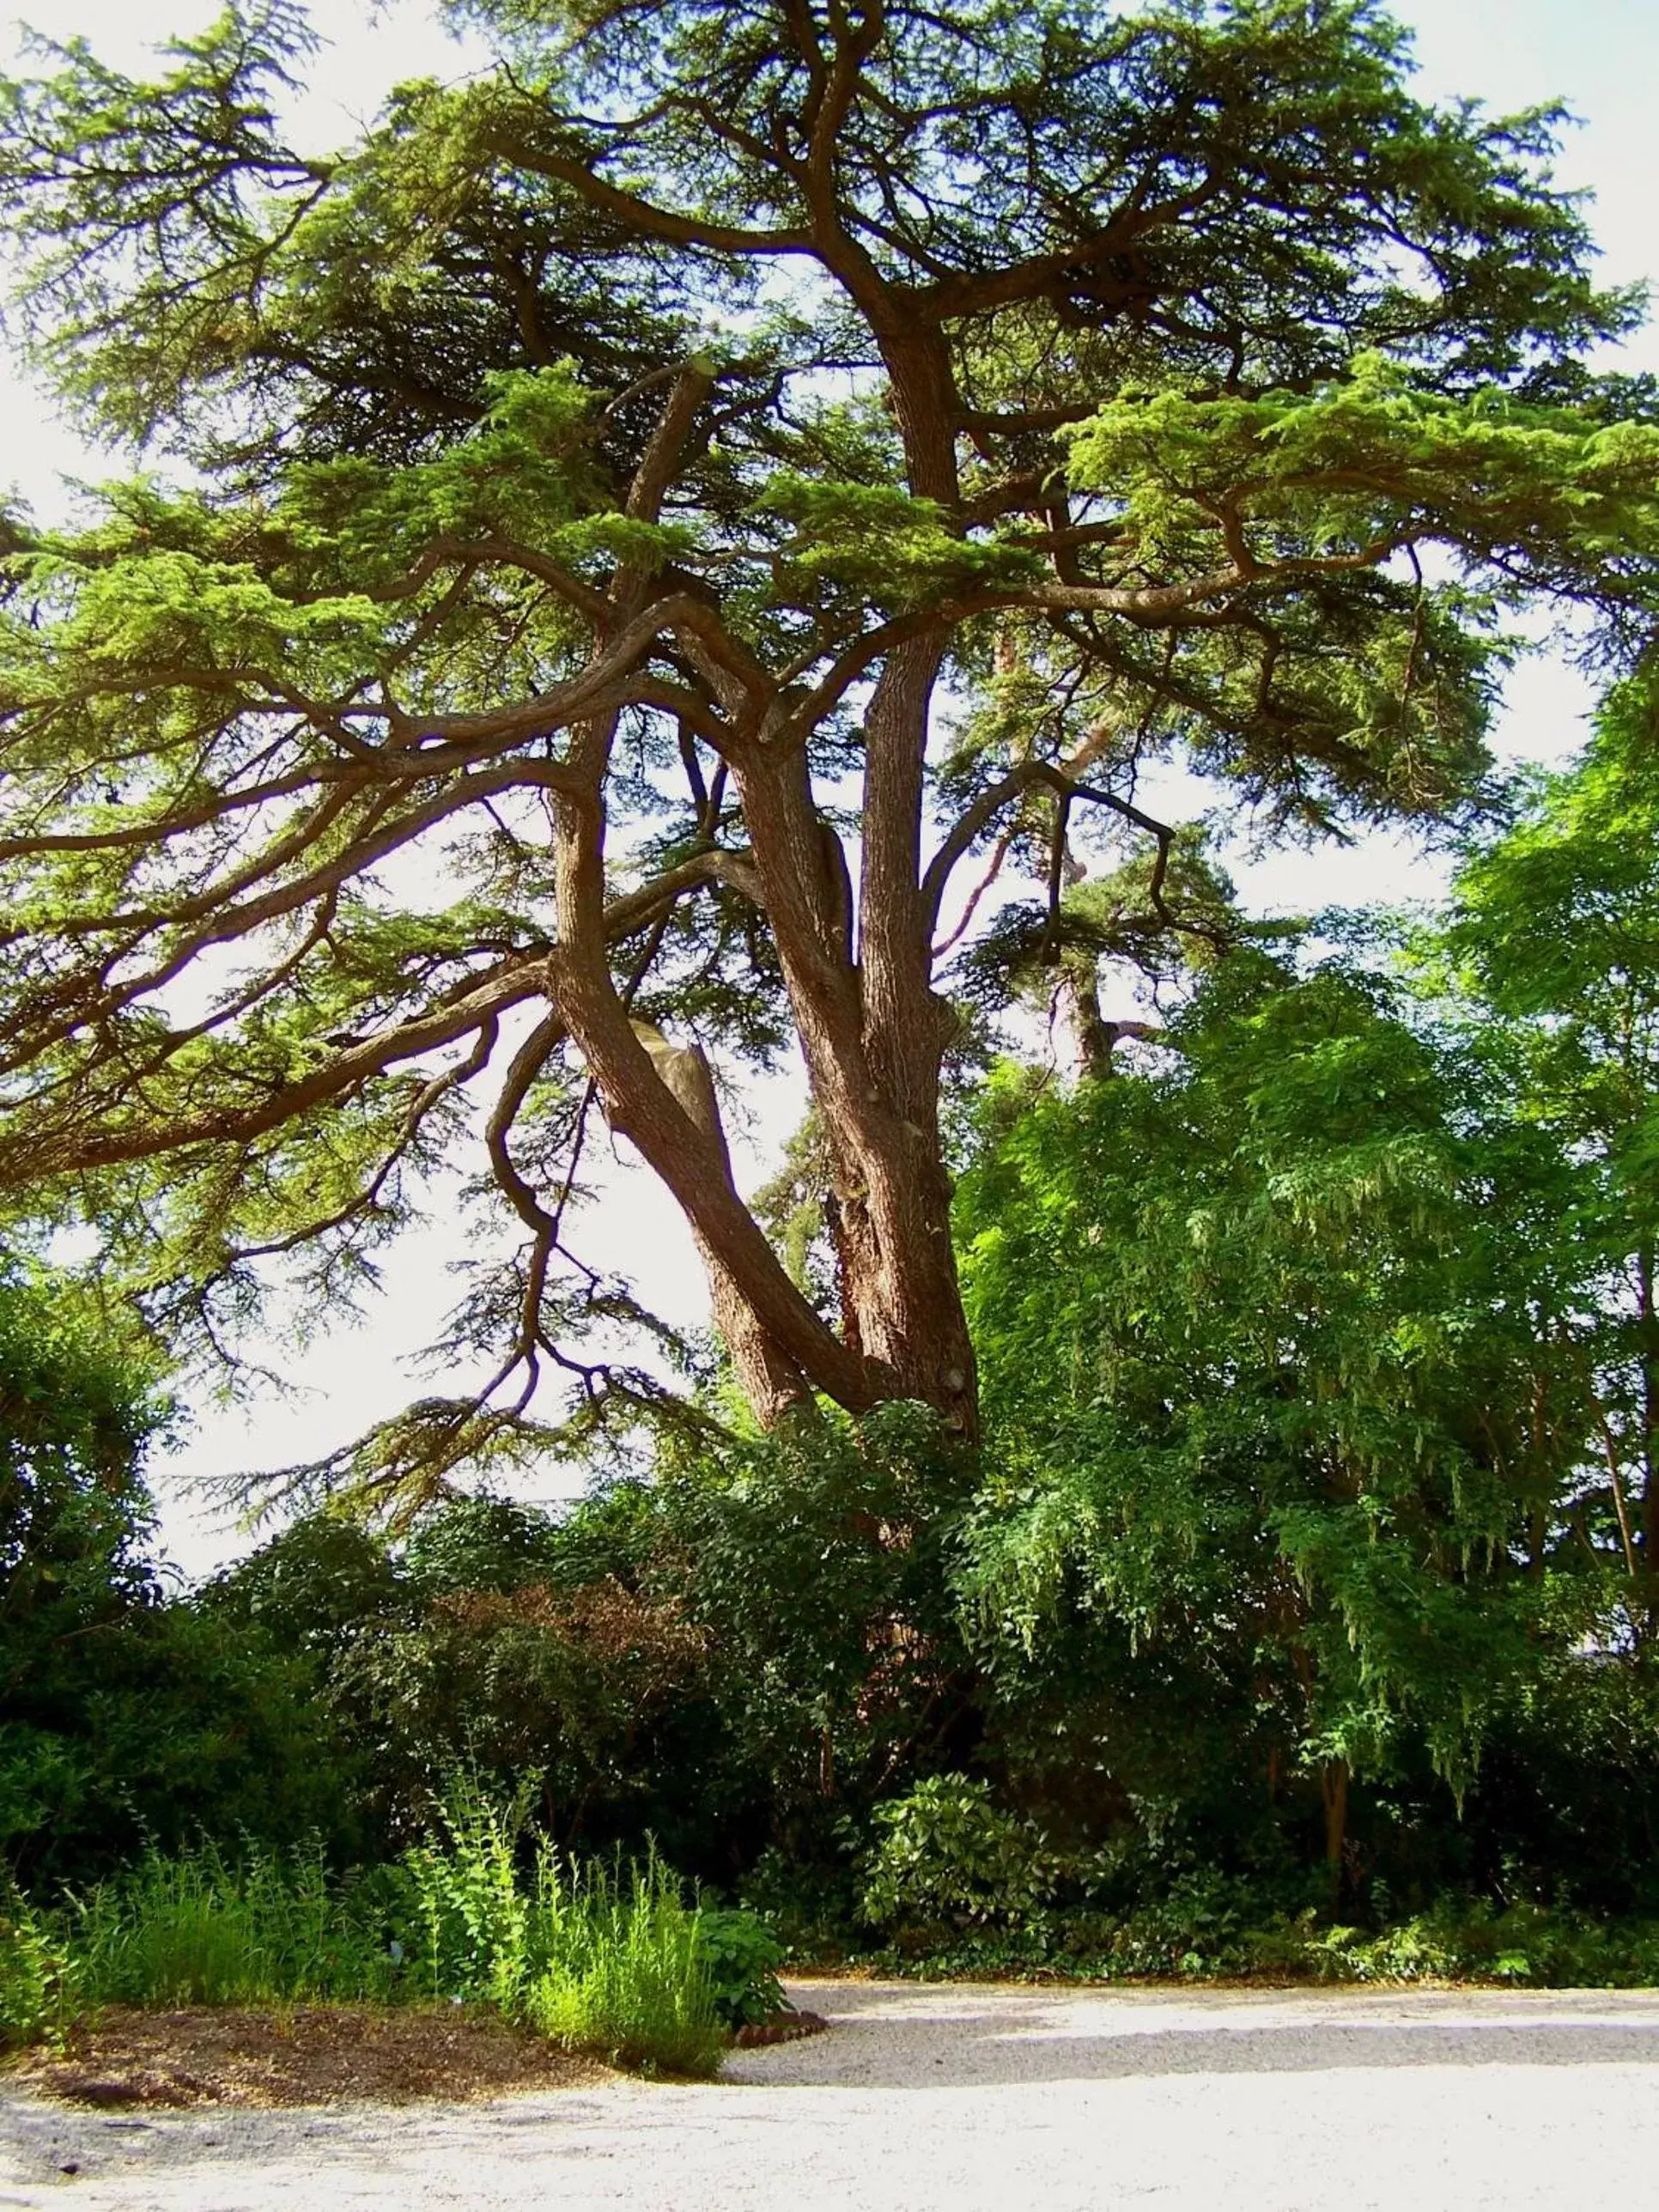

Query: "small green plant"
left=694, top=1908, right=787, bottom=2028
left=0, top=1885, right=78, bottom=2049
left=856, top=1775, right=1057, bottom=1936
left=395, top=1782, right=538, bottom=2011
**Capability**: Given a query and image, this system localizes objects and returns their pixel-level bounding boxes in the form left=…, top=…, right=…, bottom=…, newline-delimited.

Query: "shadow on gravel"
left=755, top=1990, right=1659, bottom=2090
left=0, top=2084, right=625, bottom=2190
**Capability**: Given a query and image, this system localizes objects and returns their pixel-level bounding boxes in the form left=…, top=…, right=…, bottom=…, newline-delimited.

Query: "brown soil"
left=8, top=2004, right=608, bottom=2110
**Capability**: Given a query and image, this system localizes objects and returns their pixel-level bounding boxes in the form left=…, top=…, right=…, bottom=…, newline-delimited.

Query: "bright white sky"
left=2, top=0, right=1656, bottom=1574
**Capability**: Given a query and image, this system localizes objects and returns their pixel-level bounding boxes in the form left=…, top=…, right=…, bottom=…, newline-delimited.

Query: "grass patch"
left=66, top=1841, right=395, bottom=2011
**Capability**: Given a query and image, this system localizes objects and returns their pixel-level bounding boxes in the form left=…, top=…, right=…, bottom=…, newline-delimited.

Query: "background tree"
left=950, top=933, right=1649, bottom=1896
left=0, top=0, right=1656, bottom=1475
left=0, top=1265, right=360, bottom=1880
left=1437, top=668, right=1659, bottom=1644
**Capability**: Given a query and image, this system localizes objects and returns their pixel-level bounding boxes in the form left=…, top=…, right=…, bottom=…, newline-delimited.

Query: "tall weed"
left=396, top=1782, right=538, bottom=2010
left=526, top=1856, right=722, bottom=2076
left=67, top=1839, right=393, bottom=2008
left=4, top=1786, right=751, bottom=2077
left=395, top=1786, right=724, bottom=2075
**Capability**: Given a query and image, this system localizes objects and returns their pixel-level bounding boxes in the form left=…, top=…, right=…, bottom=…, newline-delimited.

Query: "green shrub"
left=737, top=1845, right=856, bottom=1959
left=857, top=1775, right=1057, bottom=1935
left=1086, top=1870, right=1259, bottom=1978
left=694, top=1907, right=787, bottom=2027
left=1300, top=1902, right=1659, bottom=1989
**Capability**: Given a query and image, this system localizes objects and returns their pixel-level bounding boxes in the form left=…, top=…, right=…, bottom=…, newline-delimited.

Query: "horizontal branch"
left=0, top=960, right=544, bottom=1187
left=482, top=126, right=817, bottom=259
left=0, top=841, right=749, bottom=1188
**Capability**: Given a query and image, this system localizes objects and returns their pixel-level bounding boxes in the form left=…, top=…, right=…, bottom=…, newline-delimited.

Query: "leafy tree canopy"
left=0, top=0, right=1654, bottom=1480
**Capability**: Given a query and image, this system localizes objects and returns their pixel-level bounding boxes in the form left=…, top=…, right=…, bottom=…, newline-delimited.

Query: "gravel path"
left=7, top=1978, right=1659, bottom=2210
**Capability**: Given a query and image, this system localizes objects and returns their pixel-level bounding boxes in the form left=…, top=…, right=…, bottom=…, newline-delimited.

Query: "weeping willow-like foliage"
left=955, top=678, right=1659, bottom=1848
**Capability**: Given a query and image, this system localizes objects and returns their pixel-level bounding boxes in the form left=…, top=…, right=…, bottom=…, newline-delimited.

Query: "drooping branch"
left=925, top=762, right=1185, bottom=939
left=0, top=958, right=546, bottom=1188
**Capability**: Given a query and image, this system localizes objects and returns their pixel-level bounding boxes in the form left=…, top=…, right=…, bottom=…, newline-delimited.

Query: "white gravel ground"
left=6, top=1978, right=1659, bottom=2211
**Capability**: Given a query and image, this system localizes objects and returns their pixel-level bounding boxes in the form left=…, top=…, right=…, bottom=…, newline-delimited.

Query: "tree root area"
left=731, top=2009, right=830, bottom=2048
left=9, top=2004, right=608, bottom=2109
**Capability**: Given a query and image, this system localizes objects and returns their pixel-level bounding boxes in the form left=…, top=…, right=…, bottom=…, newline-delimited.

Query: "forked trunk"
left=549, top=325, right=981, bottom=1438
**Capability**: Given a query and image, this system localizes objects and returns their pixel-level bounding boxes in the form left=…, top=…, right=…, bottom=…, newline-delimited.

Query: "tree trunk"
left=1321, top=1758, right=1350, bottom=1898
left=721, top=716, right=979, bottom=1435
left=550, top=319, right=984, bottom=1437
left=633, top=1019, right=820, bottom=1425
left=545, top=710, right=977, bottom=1434
left=847, top=636, right=979, bottom=1431
left=546, top=720, right=877, bottom=1423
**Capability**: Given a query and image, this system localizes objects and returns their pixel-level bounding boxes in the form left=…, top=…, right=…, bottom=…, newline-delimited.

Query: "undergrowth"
left=2, top=1789, right=776, bottom=2076
left=801, top=1775, right=1659, bottom=1990
left=1, top=1884, right=78, bottom=2051
left=851, top=1900, right=1659, bottom=1989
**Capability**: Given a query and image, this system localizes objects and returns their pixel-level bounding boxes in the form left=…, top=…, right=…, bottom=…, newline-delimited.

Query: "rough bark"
left=633, top=1020, right=818, bottom=1424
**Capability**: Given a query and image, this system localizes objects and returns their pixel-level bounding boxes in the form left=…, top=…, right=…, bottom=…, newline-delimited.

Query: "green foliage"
left=1422, top=672, right=1659, bottom=1650
left=202, top=1513, right=403, bottom=1664
left=0, top=1266, right=165, bottom=1613
left=367, top=1790, right=738, bottom=2075
left=229, top=1492, right=723, bottom=1858
left=1060, top=356, right=1659, bottom=821
left=655, top=1404, right=975, bottom=1832
left=853, top=1891, right=1659, bottom=1990
left=0, top=1265, right=368, bottom=1884
left=957, top=953, right=1557, bottom=1814
left=8, top=1790, right=740, bottom=2076
left=1302, top=1904, right=1659, bottom=1989
left=65, top=1839, right=397, bottom=2010
left=751, top=475, right=1041, bottom=609
left=0, top=1882, right=78, bottom=2051
left=950, top=713, right=1659, bottom=1903
left=693, top=1906, right=787, bottom=2028
left=856, top=1776, right=1058, bottom=1936
left=523, top=1866, right=723, bottom=2077
left=396, top=1781, right=551, bottom=2012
